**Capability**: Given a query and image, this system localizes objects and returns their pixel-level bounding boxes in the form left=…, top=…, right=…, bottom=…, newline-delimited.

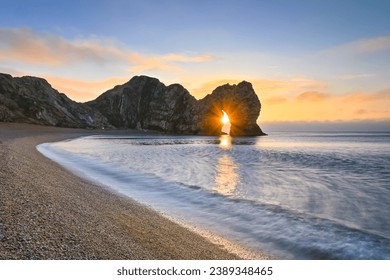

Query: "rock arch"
left=197, top=81, right=265, bottom=136
left=87, top=76, right=265, bottom=136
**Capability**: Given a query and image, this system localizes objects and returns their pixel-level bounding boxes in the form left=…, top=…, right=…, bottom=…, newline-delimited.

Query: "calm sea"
left=37, top=132, right=390, bottom=259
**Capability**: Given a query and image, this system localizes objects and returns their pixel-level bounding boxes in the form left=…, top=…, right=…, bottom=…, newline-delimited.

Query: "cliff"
left=86, top=76, right=198, bottom=134
left=1, top=73, right=265, bottom=136
left=0, top=73, right=111, bottom=128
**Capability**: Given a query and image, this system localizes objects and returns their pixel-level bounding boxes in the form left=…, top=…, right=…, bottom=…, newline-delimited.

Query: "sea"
left=37, top=132, right=390, bottom=259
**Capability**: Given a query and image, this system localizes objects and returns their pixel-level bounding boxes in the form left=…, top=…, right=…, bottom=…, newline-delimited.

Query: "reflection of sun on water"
left=215, top=154, right=239, bottom=195
left=216, top=135, right=238, bottom=195
left=219, top=135, right=232, bottom=149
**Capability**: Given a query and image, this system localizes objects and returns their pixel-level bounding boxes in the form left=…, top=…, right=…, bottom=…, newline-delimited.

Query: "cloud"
left=252, top=78, right=327, bottom=94
left=189, top=77, right=327, bottom=99
left=321, top=36, right=390, bottom=56
left=376, top=88, right=390, bottom=95
left=296, top=91, right=331, bottom=102
left=161, top=53, right=214, bottom=63
left=0, top=28, right=107, bottom=65
left=2, top=68, right=131, bottom=102
left=264, top=96, right=287, bottom=105
left=0, top=67, right=25, bottom=77
left=346, top=36, right=390, bottom=54
left=355, top=109, right=367, bottom=115
left=341, top=89, right=390, bottom=103
left=0, top=27, right=212, bottom=73
left=339, top=73, right=375, bottom=80
left=43, top=75, right=130, bottom=101
left=259, top=88, right=390, bottom=123
left=189, top=79, right=238, bottom=98
left=261, top=120, right=390, bottom=133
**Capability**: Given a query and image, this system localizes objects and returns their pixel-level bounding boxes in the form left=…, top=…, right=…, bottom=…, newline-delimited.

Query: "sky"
left=0, top=0, right=389, bottom=130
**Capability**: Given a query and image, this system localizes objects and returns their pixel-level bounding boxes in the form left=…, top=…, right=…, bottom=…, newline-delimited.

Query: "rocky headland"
left=0, top=73, right=265, bottom=136
left=0, top=73, right=111, bottom=129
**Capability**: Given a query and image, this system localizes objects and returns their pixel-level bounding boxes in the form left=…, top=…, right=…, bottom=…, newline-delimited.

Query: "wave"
left=36, top=133, right=390, bottom=259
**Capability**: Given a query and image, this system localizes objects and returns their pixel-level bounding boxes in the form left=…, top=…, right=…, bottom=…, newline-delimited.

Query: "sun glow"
left=221, top=110, right=231, bottom=135
left=219, top=135, right=232, bottom=149
left=222, top=110, right=230, bottom=124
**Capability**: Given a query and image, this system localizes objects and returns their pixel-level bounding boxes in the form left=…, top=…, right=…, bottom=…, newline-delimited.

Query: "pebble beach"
left=0, top=123, right=246, bottom=260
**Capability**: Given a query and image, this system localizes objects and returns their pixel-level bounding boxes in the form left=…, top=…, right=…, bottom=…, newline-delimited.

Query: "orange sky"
left=41, top=75, right=390, bottom=125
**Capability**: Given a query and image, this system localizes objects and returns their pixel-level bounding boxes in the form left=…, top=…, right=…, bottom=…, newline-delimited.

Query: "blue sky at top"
left=2, top=0, right=389, bottom=53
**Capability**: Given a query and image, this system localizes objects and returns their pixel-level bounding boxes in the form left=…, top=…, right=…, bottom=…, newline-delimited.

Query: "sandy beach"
left=0, top=123, right=251, bottom=260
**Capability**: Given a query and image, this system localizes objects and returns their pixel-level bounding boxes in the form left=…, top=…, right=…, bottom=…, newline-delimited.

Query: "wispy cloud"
left=253, top=78, right=327, bottom=94
left=43, top=75, right=130, bottom=101
left=341, top=89, right=390, bottom=103
left=264, top=96, right=287, bottom=105
left=161, top=53, right=213, bottom=63
left=0, top=66, right=25, bottom=76
left=261, top=88, right=390, bottom=122
left=338, top=73, right=375, bottom=80
left=190, top=77, right=327, bottom=99
left=320, top=36, right=390, bottom=57
left=344, top=36, right=390, bottom=54
left=0, top=28, right=110, bottom=65
left=0, top=27, right=213, bottom=73
left=295, top=91, right=331, bottom=102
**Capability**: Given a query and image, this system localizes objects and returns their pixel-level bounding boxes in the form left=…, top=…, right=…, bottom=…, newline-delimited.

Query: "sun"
left=221, top=110, right=230, bottom=124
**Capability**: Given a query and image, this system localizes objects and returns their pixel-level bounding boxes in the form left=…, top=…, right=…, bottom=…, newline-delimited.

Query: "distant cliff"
left=0, top=73, right=265, bottom=136
left=0, top=73, right=111, bottom=128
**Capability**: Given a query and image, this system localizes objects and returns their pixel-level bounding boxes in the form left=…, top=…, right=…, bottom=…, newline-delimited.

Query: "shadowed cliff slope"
left=0, top=73, right=111, bottom=128
left=86, top=76, right=198, bottom=134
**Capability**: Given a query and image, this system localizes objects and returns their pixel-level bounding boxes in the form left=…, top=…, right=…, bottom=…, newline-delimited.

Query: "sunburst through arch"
left=221, top=110, right=231, bottom=135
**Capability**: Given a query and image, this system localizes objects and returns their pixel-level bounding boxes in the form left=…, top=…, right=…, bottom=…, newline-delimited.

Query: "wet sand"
left=0, top=123, right=268, bottom=259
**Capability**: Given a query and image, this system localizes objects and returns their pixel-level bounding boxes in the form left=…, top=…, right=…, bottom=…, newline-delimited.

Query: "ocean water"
left=37, top=132, right=390, bottom=259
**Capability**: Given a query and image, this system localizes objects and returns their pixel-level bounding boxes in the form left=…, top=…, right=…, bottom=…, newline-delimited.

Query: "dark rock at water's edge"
left=0, top=73, right=266, bottom=136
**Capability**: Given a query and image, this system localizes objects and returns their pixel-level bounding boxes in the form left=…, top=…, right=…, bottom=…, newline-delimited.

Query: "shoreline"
left=0, top=123, right=269, bottom=260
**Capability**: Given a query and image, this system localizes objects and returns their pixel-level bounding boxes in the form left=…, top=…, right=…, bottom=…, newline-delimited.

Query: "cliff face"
left=0, top=73, right=111, bottom=128
left=86, top=76, right=198, bottom=133
left=0, top=73, right=265, bottom=136
left=88, top=75, right=265, bottom=136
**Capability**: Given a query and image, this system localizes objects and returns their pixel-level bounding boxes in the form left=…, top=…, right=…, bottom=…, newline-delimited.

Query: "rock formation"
left=1, top=73, right=265, bottom=136
left=88, top=76, right=265, bottom=136
left=87, top=76, right=198, bottom=134
left=196, top=81, right=264, bottom=136
left=0, top=73, right=111, bottom=128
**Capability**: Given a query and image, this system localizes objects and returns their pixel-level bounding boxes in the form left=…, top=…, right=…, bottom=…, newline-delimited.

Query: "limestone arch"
left=198, top=82, right=265, bottom=137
